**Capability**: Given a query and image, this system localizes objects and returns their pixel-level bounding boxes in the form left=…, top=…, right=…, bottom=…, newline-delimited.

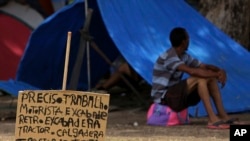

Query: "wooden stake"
left=62, top=31, right=72, bottom=90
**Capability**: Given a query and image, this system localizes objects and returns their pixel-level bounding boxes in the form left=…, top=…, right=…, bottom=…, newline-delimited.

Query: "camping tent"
left=16, top=0, right=119, bottom=91
left=1, top=0, right=250, bottom=117
left=0, top=1, right=44, bottom=80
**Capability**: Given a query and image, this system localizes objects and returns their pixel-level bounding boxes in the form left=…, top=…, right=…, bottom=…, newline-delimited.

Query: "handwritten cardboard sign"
left=15, top=90, right=110, bottom=141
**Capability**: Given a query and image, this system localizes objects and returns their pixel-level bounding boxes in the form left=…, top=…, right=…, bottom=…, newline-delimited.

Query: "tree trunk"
left=187, top=0, right=250, bottom=51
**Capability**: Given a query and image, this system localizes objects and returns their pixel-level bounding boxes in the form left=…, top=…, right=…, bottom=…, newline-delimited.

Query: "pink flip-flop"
left=207, top=121, right=230, bottom=129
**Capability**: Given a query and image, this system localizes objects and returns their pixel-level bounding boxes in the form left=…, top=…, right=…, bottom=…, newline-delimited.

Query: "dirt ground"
left=1, top=86, right=250, bottom=141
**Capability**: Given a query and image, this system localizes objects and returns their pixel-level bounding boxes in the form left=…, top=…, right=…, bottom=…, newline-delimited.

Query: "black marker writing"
left=19, top=104, right=63, bottom=115
left=21, top=92, right=59, bottom=104
left=63, top=94, right=105, bottom=110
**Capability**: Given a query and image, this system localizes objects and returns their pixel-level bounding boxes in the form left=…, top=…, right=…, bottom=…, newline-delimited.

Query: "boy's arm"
left=177, top=63, right=227, bottom=88
left=199, top=63, right=227, bottom=87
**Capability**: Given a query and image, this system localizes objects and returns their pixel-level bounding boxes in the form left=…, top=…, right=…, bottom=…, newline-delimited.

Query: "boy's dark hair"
left=169, top=27, right=187, bottom=47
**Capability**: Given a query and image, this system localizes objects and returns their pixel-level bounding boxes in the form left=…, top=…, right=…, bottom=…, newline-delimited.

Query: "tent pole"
left=85, top=0, right=91, bottom=90
left=86, top=41, right=91, bottom=90
left=68, top=7, right=93, bottom=90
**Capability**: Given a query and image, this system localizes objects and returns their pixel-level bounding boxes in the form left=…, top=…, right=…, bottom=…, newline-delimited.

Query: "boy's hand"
left=217, top=69, right=227, bottom=88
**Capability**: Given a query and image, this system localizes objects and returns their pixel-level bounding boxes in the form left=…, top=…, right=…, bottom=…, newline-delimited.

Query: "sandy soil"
left=1, top=88, right=250, bottom=141
left=1, top=107, right=250, bottom=141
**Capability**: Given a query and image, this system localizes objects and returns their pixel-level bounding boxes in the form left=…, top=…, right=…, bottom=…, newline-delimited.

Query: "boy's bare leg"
left=207, top=79, right=230, bottom=121
left=101, top=63, right=131, bottom=89
left=186, top=77, right=221, bottom=124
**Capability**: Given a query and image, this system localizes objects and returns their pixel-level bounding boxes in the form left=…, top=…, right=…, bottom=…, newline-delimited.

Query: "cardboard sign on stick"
left=15, top=90, right=110, bottom=141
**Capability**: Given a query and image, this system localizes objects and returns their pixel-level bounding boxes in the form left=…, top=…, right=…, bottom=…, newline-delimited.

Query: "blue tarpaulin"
left=0, top=0, right=249, bottom=117
left=16, top=0, right=119, bottom=91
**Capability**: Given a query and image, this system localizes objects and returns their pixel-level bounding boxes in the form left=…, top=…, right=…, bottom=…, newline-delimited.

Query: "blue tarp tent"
left=16, top=0, right=119, bottom=91
left=0, top=0, right=250, bottom=117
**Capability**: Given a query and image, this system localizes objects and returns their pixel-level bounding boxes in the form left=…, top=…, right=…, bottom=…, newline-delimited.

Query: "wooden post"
left=62, top=31, right=72, bottom=90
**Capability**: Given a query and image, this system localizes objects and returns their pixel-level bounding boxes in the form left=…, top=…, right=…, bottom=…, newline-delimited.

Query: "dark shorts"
left=160, top=79, right=200, bottom=112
